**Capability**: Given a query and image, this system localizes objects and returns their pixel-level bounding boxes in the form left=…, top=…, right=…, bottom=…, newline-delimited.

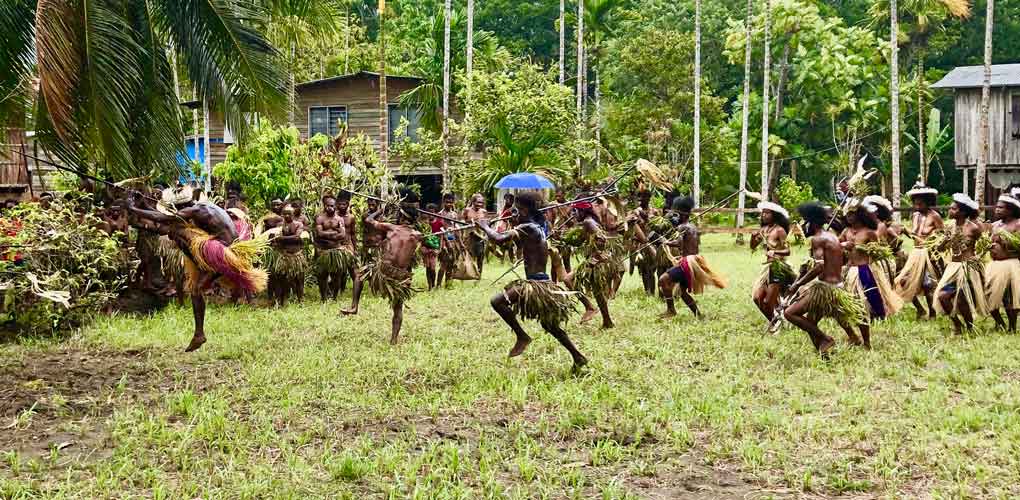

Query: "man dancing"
left=895, top=186, right=944, bottom=320
left=934, top=193, right=987, bottom=335
left=361, top=196, right=384, bottom=265
left=476, top=192, right=588, bottom=371
left=462, top=193, right=489, bottom=276
left=125, top=187, right=267, bottom=351
left=437, top=193, right=464, bottom=288
left=628, top=188, right=660, bottom=295
left=657, top=196, right=727, bottom=319
left=335, top=192, right=359, bottom=291
left=986, top=194, right=1020, bottom=332
left=784, top=202, right=868, bottom=356
left=841, top=201, right=904, bottom=328
left=314, top=195, right=357, bottom=301
left=552, top=199, right=620, bottom=329
left=342, top=189, right=423, bottom=345
left=751, top=202, right=793, bottom=321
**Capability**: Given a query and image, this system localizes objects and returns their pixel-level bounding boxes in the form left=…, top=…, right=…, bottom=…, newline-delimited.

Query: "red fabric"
left=430, top=218, right=445, bottom=233
left=1, top=218, right=23, bottom=263
left=572, top=201, right=593, bottom=211
left=199, top=239, right=258, bottom=293
left=233, top=219, right=252, bottom=241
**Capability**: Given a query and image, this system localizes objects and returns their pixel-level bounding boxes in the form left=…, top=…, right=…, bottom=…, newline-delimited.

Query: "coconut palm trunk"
left=761, top=0, right=772, bottom=201
left=379, top=0, right=389, bottom=174
left=466, top=0, right=474, bottom=111
left=693, top=0, right=702, bottom=207
left=559, top=0, right=566, bottom=84
left=890, top=0, right=901, bottom=217
left=976, top=0, right=993, bottom=205
left=442, top=0, right=452, bottom=191
left=736, top=0, right=753, bottom=229
left=576, top=0, right=584, bottom=173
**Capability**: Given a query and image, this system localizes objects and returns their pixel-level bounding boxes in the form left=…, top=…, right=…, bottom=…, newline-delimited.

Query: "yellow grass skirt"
left=985, top=259, right=1020, bottom=311
left=678, top=255, right=727, bottom=295
left=181, top=227, right=268, bottom=295
left=895, top=247, right=937, bottom=302
left=845, top=263, right=904, bottom=319
left=934, top=260, right=988, bottom=317
left=788, top=280, right=867, bottom=326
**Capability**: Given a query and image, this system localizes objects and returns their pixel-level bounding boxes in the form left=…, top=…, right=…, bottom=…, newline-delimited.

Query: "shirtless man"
left=552, top=201, right=616, bottom=329
left=437, top=193, right=463, bottom=288
left=477, top=191, right=589, bottom=371
left=934, top=193, right=987, bottom=335
left=629, top=189, right=660, bottom=295
left=260, top=199, right=285, bottom=233
left=895, top=187, right=944, bottom=320
left=987, top=195, right=1020, bottom=331
left=548, top=190, right=574, bottom=274
left=314, top=195, right=356, bottom=301
left=271, top=206, right=307, bottom=306
left=335, top=192, right=358, bottom=291
left=657, top=196, right=726, bottom=318
left=751, top=202, right=792, bottom=321
left=102, top=204, right=130, bottom=240
left=462, top=193, right=489, bottom=276
left=342, top=189, right=424, bottom=344
left=291, top=198, right=311, bottom=229
left=784, top=202, right=868, bottom=356
left=841, top=203, right=903, bottom=328
left=361, top=197, right=385, bottom=265
left=125, top=187, right=266, bottom=351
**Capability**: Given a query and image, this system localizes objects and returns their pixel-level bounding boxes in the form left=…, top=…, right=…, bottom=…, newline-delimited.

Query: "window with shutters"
left=308, top=106, right=347, bottom=138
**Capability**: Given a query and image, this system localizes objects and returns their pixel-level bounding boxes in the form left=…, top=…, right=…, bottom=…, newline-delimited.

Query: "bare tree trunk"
left=442, top=0, right=452, bottom=192
left=890, top=0, right=902, bottom=219
left=378, top=0, right=389, bottom=181
left=737, top=0, right=753, bottom=230
left=345, top=5, right=351, bottom=73
left=289, top=42, right=296, bottom=124
left=203, top=99, right=211, bottom=192
left=917, top=59, right=926, bottom=184
left=761, top=0, right=772, bottom=201
left=774, top=44, right=789, bottom=123
left=976, top=0, right=994, bottom=205
left=576, top=0, right=584, bottom=174
left=595, top=69, right=601, bottom=168
left=559, top=0, right=565, bottom=85
left=466, top=0, right=474, bottom=97
left=693, top=0, right=702, bottom=207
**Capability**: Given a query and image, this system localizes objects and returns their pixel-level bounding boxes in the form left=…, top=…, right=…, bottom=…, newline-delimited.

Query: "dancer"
left=270, top=206, right=307, bottom=306
left=335, top=192, right=359, bottom=291
left=342, top=189, right=423, bottom=345
left=895, top=186, right=943, bottom=320
left=657, top=196, right=727, bottom=318
left=751, top=202, right=793, bottom=321
left=462, top=193, right=489, bottom=276
left=361, top=196, right=385, bottom=265
left=841, top=201, right=904, bottom=326
left=421, top=203, right=441, bottom=290
left=934, top=193, right=987, bottom=334
left=436, top=193, right=463, bottom=288
left=863, top=195, right=905, bottom=282
left=784, top=202, right=869, bottom=356
left=987, top=194, right=1020, bottom=331
left=125, top=187, right=267, bottom=351
left=476, top=192, right=588, bottom=370
left=628, top=188, right=660, bottom=295
left=314, top=195, right=357, bottom=301
left=552, top=199, right=620, bottom=329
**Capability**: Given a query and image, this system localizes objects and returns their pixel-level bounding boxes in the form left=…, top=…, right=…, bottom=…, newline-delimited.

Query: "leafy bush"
left=775, top=177, right=815, bottom=220
left=0, top=201, right=126, bottom=336
left=213, top=125, right=306, bottom=211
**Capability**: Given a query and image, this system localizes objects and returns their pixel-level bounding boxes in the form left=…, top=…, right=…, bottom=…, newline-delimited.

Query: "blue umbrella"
left=494, top=172, right=555, bottom=189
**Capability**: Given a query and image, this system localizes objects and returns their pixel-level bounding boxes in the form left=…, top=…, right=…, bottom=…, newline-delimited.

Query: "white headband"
left=999, top=195, right=1020, bottom=210
left=906, top=187, right=939, bottom=197
left=757, top=201, right=789, bottom=220
left=952, top=192, right=978, bottom=210
left=1011, top=187, right=1020, bottom=199
left=862, top=195, right=892, bottom=211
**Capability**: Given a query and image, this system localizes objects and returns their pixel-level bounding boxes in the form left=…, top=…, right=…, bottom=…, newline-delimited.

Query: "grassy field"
left=2, top=234, right=1020, bottom=499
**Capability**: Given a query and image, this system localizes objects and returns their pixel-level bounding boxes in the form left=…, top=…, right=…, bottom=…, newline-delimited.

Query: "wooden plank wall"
left=955, top=88, right=1020, bottom=166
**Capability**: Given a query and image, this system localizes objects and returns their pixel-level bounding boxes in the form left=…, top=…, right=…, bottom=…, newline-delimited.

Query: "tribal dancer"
left=270, top=206, right=308, bottom=306
left=657, top=196, right=727, bottom=319
left=628, top=188, right=660, bottom=295
left=125, top=187, right=267, bottom=351
left=751, top=202, right=793, bottom=321
left=784, top=202, right=868, bottom=356
left=841, top=201, right=904, bottom=328
left=934, top=193, right=988, bottom=335
left=437, top=193, right=464, bottom=288
left=421, top=203, right=441, bottom=290
left=361, top=196, right=384, bottom=265
left=258, top=199, right=285, bottom=302
left=342, top=188, right=423, bottom=345
left=335, top=192, right=359, bottom=292
left=547, top=190, right=574, bottom=275
left=986, top=195, right=1020, bottom=332
left=895, top=186, right=944, bottom=320
left=863, top=195, right=905, bottom=282
left=462, top=193, right=489, bottom=277
left=314, top=195, right=357, bottom=301
left=477, top=192, right=588, bottom=371
left=552, top=199, right=621, bottom=328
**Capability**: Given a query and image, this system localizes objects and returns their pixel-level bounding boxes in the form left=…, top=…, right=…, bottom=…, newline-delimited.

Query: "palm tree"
left=890, top=0, right=902, bottom=212
left=761, top=0, right=772, bottom=201
left=575, top=0, right=584, bottom=173
left=465, top=118, right=569, bottom=195
left=3, top=0, right=287, bottom=182
left=582, top=0, right=621, bottom=170
left=442, top=0, right=452, bottom=191
left=976, top=0, right=994, bottom=204
left=693, top=0, right=702, bottom=207
left=737, top=0, right=753, bottom=229
left=378, top=0, right=388, bottom=173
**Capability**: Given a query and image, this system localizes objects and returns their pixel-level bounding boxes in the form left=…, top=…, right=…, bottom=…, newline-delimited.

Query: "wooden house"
left=182, top=71, right=431, bottom=176
left=932, top=64, right=1020, bottom=198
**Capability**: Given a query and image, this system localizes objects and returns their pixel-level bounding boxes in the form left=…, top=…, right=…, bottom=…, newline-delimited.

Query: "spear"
left=341, top=188, right=467, bottom=226
left=624, top=189, right=744, bottom=262
left=11, top=150, right=163, bottom=205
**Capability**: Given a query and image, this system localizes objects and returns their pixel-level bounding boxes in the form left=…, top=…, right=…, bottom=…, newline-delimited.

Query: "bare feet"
left=340, top=307, right=358, bottom=316
left=601, top=321, right=615, bottom=329
left=658, top=311, right=677, bottom=319
left=580, top=309, right=597, bottom=324
left=571, top=356, right=590, bottom=374
left=185, top=334, right=206, bottom=352
left=508, top=334, right=533, bottom=357
left=817, top=336, right=835, bottom=357
left=390, top=334, right=399, bottom=345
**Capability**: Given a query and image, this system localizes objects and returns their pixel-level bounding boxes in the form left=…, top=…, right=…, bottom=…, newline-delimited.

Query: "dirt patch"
left=0, top=347, right=225, bottom=462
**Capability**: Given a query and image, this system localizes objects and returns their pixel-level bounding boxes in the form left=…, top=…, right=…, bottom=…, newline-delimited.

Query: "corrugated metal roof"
left=295, top=71, right=423, bottom=89
left=931, top=64, right=1020, bottom=89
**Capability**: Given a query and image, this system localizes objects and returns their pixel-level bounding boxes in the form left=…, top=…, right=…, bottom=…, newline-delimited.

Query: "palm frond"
left=0, top=0, right=35, bottom=125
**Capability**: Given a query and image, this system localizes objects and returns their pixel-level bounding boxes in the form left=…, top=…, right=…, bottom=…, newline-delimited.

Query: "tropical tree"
left=760, top=0, right=772, bottom=200
left=976, top=0, right=993, bottom=204
left=694, top=0, right=703, bottom=206
left=2, top=0, right=287, bottom=182
left=737, top=0, right=754, bottom=228
left=443, top=0, right=452, bottom=191
left=461, top=118, right=570, bottom=195
left=890, top=0, right=902, bottom=208
left=582, top=0, right=622, bottom=169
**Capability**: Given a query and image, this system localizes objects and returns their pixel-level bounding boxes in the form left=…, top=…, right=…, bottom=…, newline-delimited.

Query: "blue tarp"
left=494, top=172, right=555, bottom=189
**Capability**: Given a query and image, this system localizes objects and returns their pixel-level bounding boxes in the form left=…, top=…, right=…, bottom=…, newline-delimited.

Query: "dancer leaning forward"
left=784, top=203, right=869, bottom=356
left=476, top=192, right=589, bottom=371
left=895, top=185, right=944, bottom=320
left=933, top=193, right=988, bottom=335
left=987, top=194, right=1020, bottom=332
left=840, top=199, right=904, bottom=329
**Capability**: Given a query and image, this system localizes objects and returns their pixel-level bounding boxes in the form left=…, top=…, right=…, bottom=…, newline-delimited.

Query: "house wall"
left=954, top=87, right=1020, bottom=166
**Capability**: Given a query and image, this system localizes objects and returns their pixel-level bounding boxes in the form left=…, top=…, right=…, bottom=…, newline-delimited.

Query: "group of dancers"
left=121, top=178, right=1020, bottom=368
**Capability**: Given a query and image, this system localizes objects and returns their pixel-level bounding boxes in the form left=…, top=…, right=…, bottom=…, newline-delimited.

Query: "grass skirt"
left=895, top=247, right=939, bottom=302
left=753, top=259, right=795, bottom=297
left=790, top=280, right=867, bottom=326
left=315, top=247, right=356, bottom=275
left=271, top=251, right=307, bottom=281
left=573, top=258, right=615, bottom=299
left=985, top=259, right=1020, bottom=311
left=181, top=227, right=268, bottom=295
left=362, top=260, right=417, bottom=306
left=158, top=235, right=184, bottom=281
left=678, top=255, right=727, bottom=294
left=934, top=260, right=988, bottom=317
left=505, top=279, right=578, bottom=326
left=845, top=263, right=904, bottom=319
left=654, top=244, right=675, bottom=270
left=438, top=237, right=465, bottom=267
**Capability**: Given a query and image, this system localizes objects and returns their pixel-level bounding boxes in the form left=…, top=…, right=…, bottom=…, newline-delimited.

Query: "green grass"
left=3, top=234, right=1020, bottom=498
